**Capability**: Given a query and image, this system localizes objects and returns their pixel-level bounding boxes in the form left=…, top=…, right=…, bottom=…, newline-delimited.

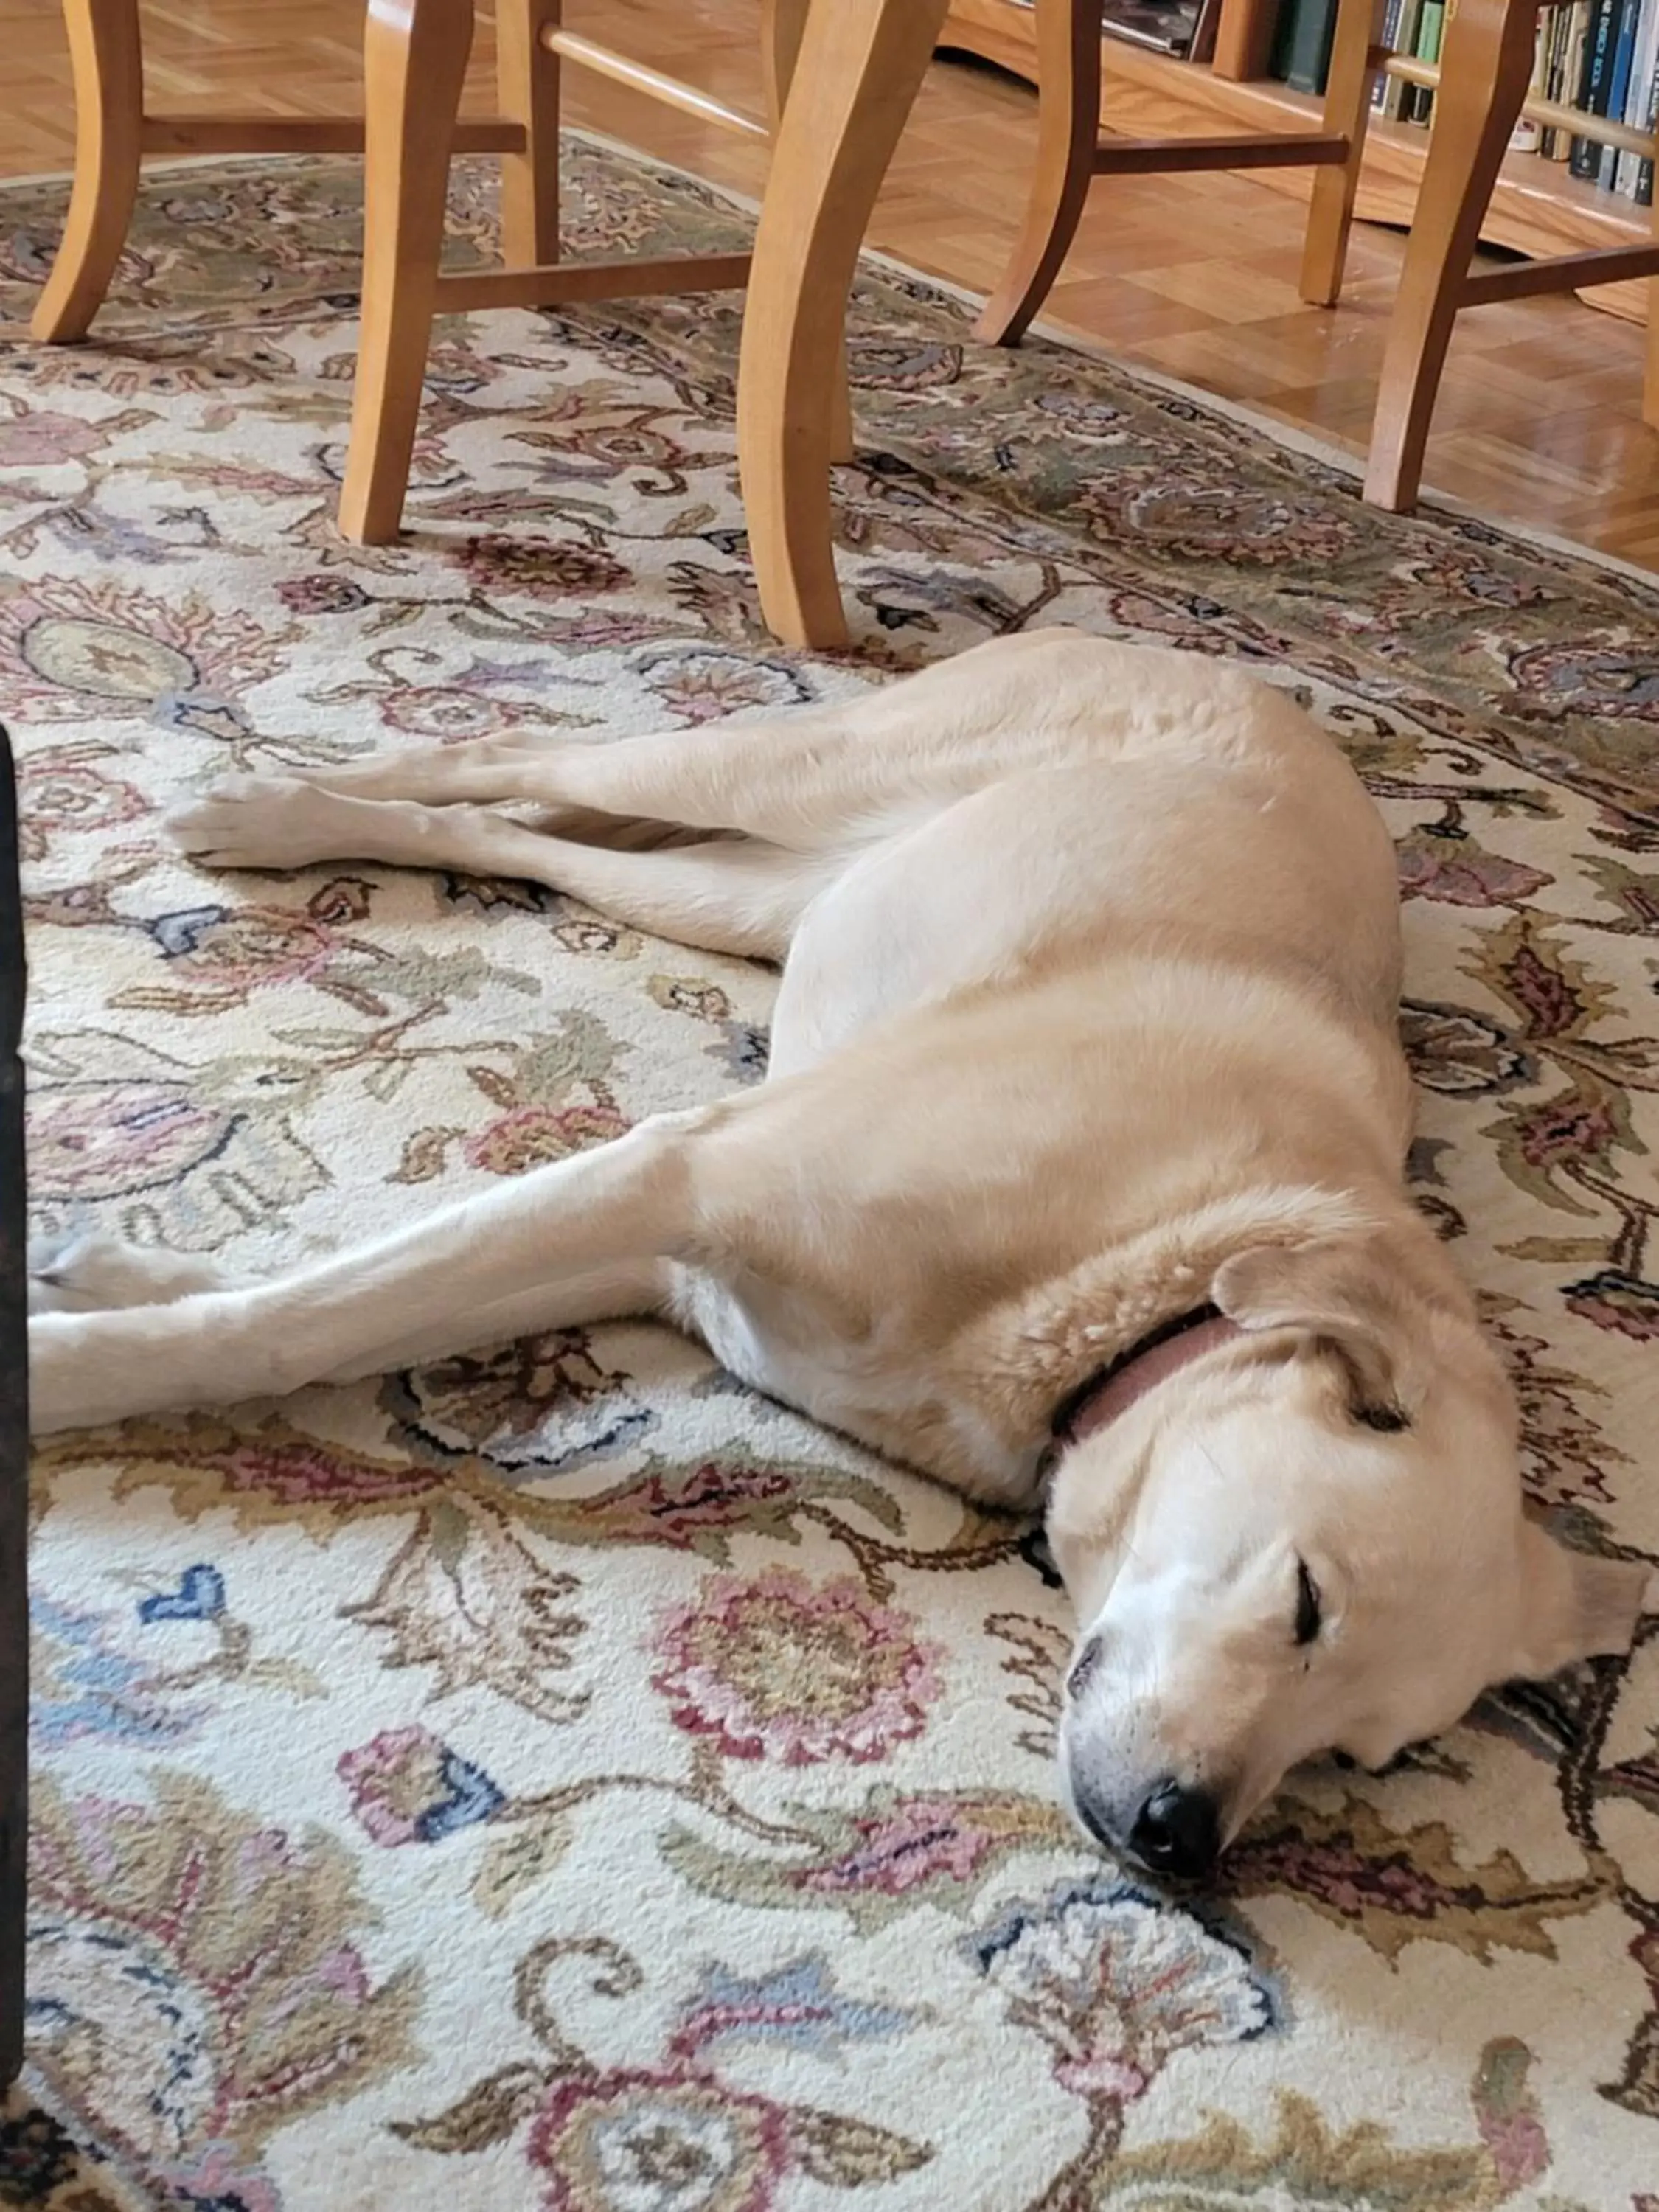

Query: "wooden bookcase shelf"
left=941, top=0, right=1653, bottom=322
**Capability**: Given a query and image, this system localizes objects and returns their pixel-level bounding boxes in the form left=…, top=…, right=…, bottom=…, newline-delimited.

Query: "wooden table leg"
left=338, top=0, right=473, bottom=546
left=738, top=0, right=946, bottom=648
left=0, top=728, right=27, bottom=2092
left=29, top=0, right=143, bottom=343
left=1363, top=0, right=1534, bottom=512
left=975, top=0, right=1099, bottom=347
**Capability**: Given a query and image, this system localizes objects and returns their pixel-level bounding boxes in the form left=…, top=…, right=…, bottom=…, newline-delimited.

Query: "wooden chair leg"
left=974, top=0, right=1099, bottom=347
left=498, top=0, right=561, bottom=268
left=1301, top=0, right=1385, bottom=305
left=1363, top=0, right=1534, bottom=510
left=0, top=728, right=24, bottom=2096
left=760, top=0, right=855, bottom=465
left=1645, top=185, right=1659, bottom=428
left=739, top=0, right=946, bottom=647
left=338, top=0, right=473, bottom=546
left=29, top=0, right=143, bottom=343
left=760, top=0, right=808, bottom=133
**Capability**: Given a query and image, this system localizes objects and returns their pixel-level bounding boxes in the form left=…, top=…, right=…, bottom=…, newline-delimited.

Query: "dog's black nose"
left=1129, top=1782, right=1220, bottom=1881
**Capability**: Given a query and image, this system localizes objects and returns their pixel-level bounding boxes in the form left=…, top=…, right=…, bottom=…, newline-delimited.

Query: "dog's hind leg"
left=28, top=1109, right=707, bottom=1433
left=177, top=655, right=1036, bottom=853
left=177, top=633, right=1110, bottom=855
left=167, top=784, right=827, bottom=957
left=176, top=711, right=887, bottom=853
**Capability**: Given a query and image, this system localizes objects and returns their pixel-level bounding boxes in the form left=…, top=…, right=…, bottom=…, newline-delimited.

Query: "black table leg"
left=0, top=726, right=27, bottom=2085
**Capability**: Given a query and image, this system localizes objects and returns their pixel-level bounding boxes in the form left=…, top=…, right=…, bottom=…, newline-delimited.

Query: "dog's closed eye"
left=1293, top=1558, right=1322, bottom=1646
left=1356, top=1400, right=1411, bottom=1433
left=1067, top=1634, right=1104, bottom=1699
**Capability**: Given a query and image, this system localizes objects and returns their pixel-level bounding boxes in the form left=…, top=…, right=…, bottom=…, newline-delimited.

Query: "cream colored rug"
left=1, top=144, right=1658, bottom=2211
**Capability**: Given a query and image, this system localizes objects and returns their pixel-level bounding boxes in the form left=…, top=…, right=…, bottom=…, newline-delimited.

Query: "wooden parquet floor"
left=6, top=0, right=1659, bottom=567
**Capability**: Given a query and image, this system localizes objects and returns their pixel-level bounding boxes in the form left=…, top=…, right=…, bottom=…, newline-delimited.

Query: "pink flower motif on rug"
left=338, top=1725, right=506, bottom=1846
left=650, top=1568, right=944, bottom=1766
left=1395, top=827, right=1552, bottom=908
left=1565, top=1270, right=1659, bottom=1341
left=965, top=1879, right=1277, bottom=2106
left=463, top=1100, right=630, bottom=1176
left=27, top=1081, right=234, bottom=1203
left=529, top=2068, right=791, bottom=2212
left=16, top=750, right=147, bottom=860
left=800, top=1795, right=999, bottom=1899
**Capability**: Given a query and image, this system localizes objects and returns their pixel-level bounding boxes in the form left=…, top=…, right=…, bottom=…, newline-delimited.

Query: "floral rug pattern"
left=1, top=144, right=1658, bottom=2211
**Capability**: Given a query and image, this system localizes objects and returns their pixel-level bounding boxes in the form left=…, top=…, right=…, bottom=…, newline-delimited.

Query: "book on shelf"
left=1371, top=0, right=1403, bottom=108
left=1381, top=0, right=1423, bottom=116
left=1598, top=0, right=1643, bottom=184
left=1614, top=0, right=1659, bottom=192
left=1571, top=0, right=1623, bottom=175
left=1402, top=0, right=1444, bottom=122
left=1270, top=0, right=1337, bottom=91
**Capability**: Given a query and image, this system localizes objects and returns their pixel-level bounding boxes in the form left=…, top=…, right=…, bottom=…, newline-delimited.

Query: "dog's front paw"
left=28, top=1233, right=233, bottom=1315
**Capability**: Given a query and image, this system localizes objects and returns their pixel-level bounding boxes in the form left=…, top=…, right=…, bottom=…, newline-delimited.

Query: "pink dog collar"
left=1051, top=1304, right=1243, bottom=1447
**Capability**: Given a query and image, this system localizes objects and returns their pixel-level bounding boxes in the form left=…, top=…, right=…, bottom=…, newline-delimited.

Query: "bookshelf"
left=941, top=0, right=1654, bottom=321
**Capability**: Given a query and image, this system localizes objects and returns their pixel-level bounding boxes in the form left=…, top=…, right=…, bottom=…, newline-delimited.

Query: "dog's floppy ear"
left=1509, top=1522, right=1649, bottom=1680
left=1211, top=1230, right=1435, bottom=1427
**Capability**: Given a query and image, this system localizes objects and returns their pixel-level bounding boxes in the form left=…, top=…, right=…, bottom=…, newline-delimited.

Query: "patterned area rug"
left=1, top=142, right=1658, bottom=2212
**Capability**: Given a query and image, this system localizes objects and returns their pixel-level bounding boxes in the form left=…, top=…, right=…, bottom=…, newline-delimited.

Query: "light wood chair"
left=1365, top=0, right=1659, bottom=510
left=29, top=0, right=895, bottom=644
left=975, top=0, right=1387, bottom=349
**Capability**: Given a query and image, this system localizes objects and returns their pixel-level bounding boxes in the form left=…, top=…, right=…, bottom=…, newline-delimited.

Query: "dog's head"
left=1045, top=1222, right=1649, bottom=1882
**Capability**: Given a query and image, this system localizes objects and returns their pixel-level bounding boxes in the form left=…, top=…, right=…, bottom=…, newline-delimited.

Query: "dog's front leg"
left=28, top=1111, right=706, bottom=1433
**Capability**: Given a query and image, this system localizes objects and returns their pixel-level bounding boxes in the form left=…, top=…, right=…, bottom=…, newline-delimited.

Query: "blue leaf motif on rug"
left=32, top=1593, right=201, bottom=1748
left=139, top=1564, right=227, bottom=1624
left=673, top=1953, right=924, bottom=2061
left=148, top=906, right=231, bottom=959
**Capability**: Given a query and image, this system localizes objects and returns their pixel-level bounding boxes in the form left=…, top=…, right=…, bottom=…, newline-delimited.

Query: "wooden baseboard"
left=939, top=0, right=1652, bottom=324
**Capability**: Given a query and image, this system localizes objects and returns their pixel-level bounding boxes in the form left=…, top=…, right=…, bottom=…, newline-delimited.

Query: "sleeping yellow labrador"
left=28, top=627, right=1646, bottom=1880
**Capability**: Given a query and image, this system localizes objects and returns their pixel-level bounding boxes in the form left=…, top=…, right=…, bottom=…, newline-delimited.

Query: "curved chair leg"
left=1363, top=0, right=1534, bottom=511
left=759, top=0, right=808, bottom=132
left=760, top=0, right=855, bottom=465
left=974, top=0, right=1099, bottom=347
left=338, top=0, right=473, bottom=546
left=1645, top=175, right=1659, bottom=429
left=1301, top=0, right=1385, bottom=306
left=739, top=0, right=945, bottom=647
left=498, top=0, right=561, bottom=268
left=30, top=0, right=143, bottom=343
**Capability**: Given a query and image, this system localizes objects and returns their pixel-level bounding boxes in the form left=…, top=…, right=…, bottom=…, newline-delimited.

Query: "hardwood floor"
left=6, top=0, right=1659, bottom=566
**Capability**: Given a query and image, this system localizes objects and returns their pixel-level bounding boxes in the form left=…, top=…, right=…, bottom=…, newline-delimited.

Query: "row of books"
left=1545, top=0, right=1659, bottom=201
left=1006, top=0, right=1657, bottom=204
left=1270, top=0, right=1658, bottom=198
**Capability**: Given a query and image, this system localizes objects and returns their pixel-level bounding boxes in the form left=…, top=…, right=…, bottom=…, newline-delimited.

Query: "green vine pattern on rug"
left=1, top=144, right=1657, bottom=2209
